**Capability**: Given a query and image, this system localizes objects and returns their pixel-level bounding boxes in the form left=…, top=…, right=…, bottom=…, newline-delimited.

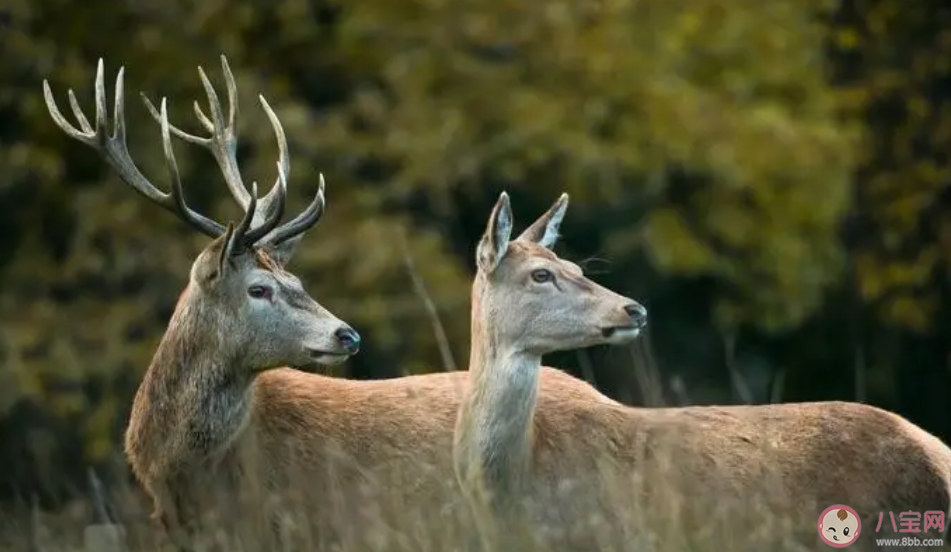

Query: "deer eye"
left=248, top=284, right=273, bottom=300
left=531, top=269, right=554, bottom=284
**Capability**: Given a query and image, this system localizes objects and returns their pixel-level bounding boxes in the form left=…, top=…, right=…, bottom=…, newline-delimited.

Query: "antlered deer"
left=454, top=192, right=951, bottom=551
left=43, top=57, right=619, bottom=549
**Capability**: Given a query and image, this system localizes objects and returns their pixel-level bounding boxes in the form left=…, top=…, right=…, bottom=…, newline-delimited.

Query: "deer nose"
left=624, top=303, right=648, bottom=329
left=334, top=326, right=361, bottom=354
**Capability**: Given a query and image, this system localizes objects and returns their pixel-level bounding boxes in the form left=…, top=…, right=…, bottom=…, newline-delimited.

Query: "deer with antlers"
left=454, top=192, right=951, bottom=551
left=43, top=57, right=622, bottom=549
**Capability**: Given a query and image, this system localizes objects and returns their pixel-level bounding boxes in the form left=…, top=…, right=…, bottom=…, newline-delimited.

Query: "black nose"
left=624, top=303, right=648, bottom=329
left=334, top=326, right=361, bottom=354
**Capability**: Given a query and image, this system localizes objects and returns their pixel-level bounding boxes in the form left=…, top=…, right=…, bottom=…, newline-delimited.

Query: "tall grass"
left=0, top=450, right=832, bottom=552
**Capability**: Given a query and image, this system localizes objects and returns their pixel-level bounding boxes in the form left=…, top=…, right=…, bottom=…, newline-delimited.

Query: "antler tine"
left=112, top=65, right=127, bottom=142
left=253, top=94, right=328, bottom=247
left=158, top=99, right=228, bottom=237
left=94, top=59, right=109, bottom=137
left=141, top=94, right=209, bottom=145
left=245, top=162, right=288, bottom=244
left=193, top=100, right=215, bottom=133
left=222, top=55, right=238, bottom=139
left=227, top=181, right=259, bottom=257
left=225, top=169, right=286, bottom=254
left=42, top=61, right=100, bottom=146
left=264, top=173, right=326, bottom=246
left=139, top=55, right=252, bottom=211
left=256, top=94, right=290, bottom=222
left=43, top=59, right=224, bottom=238
left=67, top=89, right=94, bottom=134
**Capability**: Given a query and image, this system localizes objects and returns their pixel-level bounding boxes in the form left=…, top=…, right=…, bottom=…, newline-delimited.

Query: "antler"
left=140, top=55, right=325, bottom=248
left=42, top=59, right=226, bottom=238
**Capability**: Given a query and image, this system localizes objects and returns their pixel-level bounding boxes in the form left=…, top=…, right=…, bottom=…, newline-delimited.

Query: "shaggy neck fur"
left=125, top=285, right=255, bottom=481
left=456, top=277, right=542, bottom=499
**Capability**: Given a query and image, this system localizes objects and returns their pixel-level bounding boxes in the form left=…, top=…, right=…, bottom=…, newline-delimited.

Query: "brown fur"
left=123, top=251, right=618, bottom=546
left=521, top=399, right=951, bottom=550
left=454, top=193, right=951, bottom=552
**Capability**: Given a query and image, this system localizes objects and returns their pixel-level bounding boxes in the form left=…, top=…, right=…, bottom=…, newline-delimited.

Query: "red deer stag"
left=454, top=192, right=951, bottom=551
left=43, top=57, right=620, bottom=549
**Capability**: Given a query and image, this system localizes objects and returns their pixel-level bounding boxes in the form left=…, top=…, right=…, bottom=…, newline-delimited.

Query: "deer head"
left=43, top=57, right=360, bottom=371
left=473, top=192, right=647, bottom=356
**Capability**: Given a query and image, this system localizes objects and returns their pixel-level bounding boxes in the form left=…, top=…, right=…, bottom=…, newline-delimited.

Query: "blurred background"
left=1, top=0, right=950, bottom=523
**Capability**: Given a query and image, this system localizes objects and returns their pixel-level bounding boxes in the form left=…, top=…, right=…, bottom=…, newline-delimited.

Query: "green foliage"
left=9, top=0, right=943, bottom=486
left=831, top=0, right=951, bottom=331
left=335, top=0, right=857, bottom=329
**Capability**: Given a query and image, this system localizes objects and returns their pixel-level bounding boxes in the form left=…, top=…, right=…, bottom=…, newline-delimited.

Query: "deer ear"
left=516, top=193, right=568, bottom=249
left=477, top=192, right=513, bottom=274
left=217, top=222, right=237, bottom=277
left=262, top=234, right=302, bottom=268
left=191, top=224, right=235, bottom=285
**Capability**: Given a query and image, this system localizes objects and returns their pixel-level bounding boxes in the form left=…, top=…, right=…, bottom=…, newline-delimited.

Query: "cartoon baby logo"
left=818, top=504, right=861, bottom=547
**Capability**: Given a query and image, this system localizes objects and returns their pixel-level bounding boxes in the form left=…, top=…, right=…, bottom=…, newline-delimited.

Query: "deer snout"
left=599, top=300, right=647, bottom=344
left=334, top=325, right=361, bottom=354
left=624, top=303, right=648, bottom=330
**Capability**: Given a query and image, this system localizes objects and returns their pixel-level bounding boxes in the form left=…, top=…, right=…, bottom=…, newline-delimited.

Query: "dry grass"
left=0, top=354, right=891, bottom=551
left=0, top=452, right=840, bottom=552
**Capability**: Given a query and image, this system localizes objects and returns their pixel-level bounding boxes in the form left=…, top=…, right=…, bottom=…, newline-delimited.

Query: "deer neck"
left=126, top=289, right=255, bottom=473
left=456, top=296, right=542, bottom=496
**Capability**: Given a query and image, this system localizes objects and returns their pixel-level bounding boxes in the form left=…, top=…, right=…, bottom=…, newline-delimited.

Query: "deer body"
left=455, top=193, right=951, bottom=551
left=45, top=57, right=621, bottom=549
left=126, top=330, right=617, bottom=541
left=495, top=397, right=951, bottom=550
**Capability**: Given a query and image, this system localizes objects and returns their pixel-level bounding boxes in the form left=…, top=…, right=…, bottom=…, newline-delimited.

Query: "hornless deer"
left=43, top=58, right=619, bottom=549
left=454, top=192, right=951, bottom=551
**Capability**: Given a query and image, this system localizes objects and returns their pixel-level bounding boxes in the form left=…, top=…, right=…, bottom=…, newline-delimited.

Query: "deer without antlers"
left=455, top=192, right=951, bottom=551
left=44, top=57, right=621, bottom=549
